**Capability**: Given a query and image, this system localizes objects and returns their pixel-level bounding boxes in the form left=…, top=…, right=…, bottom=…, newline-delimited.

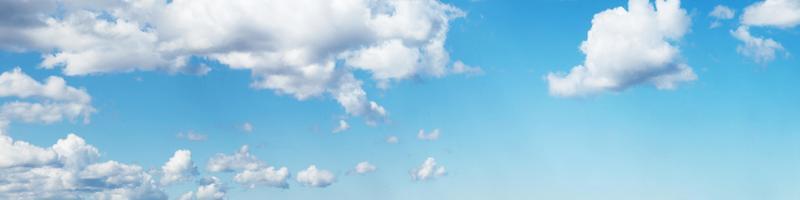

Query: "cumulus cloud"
left=411, top=157, right=446, bottom=181
left=0, top=133, right=167, bottom=199
left=176, top=131, right=208, bottom=141
left=332, top=119, right=350, bottom=133
left=417, top=129, right=441, bottom=141
left=207, top=145, right=290, bottom=189
left=190, top=177, right=227, bottom=200
left=1, top=0, right=468, bottom=122
left=296, top=165, right=336, bottom=188
left=354, top=161, right=377, bottom=174
left=546, top=0, right=696, bottom=97
left=233, top=166, right=290, bottom=189
left=731, top=26, right=786, bottom=64
left=0, top=67, right=95, bottom=133
left=160, top=150, right=198, bottom=186
left=741, top=0, right=800, bottom=28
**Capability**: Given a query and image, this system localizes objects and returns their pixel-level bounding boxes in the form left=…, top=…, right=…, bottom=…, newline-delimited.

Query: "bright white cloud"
left=741, top=0, right=800, bottom=28
left=0, top=67, right=95, bottom=133
left=731, top=26, right=786, bottom=64
left=354, top=161, right=377, bottom=174
left=546, top=0, right=696, bottom=97
left=160, top=150, right=198, bottom=186
left=0, top=133, right=167, bottom=199
left=1, top=0, right=468, bottom=122
left=332, top=119, right=350, bottom=133
left=194, top=177, right=227, bottom=200
left=206, top=145, right=263, bottom=172
left=417, top=129, right=441, bottom=141
left=386, top=135, right=399, bottom=144
left=233, top=166, right=290, bottom=189
left=296, top=165, right=336, bottom=188
left=176, top=131, right=208, bottom=141
left=411, top=157, right=446, bottom=181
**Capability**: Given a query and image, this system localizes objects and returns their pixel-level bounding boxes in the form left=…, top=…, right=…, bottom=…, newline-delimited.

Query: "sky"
left=0, top=0, right=799, bottom=199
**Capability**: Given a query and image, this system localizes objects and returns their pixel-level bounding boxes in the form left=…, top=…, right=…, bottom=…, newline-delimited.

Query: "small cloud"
left=417, top=129, right=440, bottom=141
left=411, top=157, right=446, bottom=181
left=731, top=26, right=786, bottom=64
left=451, top=60, right=483, bottom=76
left=296, top=165, right=336, bottom=188
left=177, top=131, right=208, bottom=141
left=386, top=136, right=399, bottom=144
left=332, top=119, right=350, bottom=133
left=354, top=161, right=376, bottom=174
left=709, top=5, right=735, bottom=29
left=241, top=122, right=254, bottom=133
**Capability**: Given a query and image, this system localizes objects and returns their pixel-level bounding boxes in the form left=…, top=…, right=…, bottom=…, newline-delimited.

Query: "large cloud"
left=546, top=0, right=696, bottom=97
left=0, top=133, right=168, bottom=199
left=2, top=0, right=467, bottom=122
left=741, top=0, right=800, bottom=28
left=0, top=67, right=95, bottom=133
left=160, top=149, right=198, bottom=185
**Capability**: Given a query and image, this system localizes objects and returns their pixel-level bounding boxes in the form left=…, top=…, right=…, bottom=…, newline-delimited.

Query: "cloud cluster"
left=0, top=133, right=170, bottom=199
left=411, top=157, right=446, bottom=181
left=732, top=0, right=798, bottom=64
left=0, top=67, right=95, bottom=132
left=1, top=0, right=468, bottom=122
left=546, top=0, right=696, bottom=97
left=207, top=145, right=290, bottom=189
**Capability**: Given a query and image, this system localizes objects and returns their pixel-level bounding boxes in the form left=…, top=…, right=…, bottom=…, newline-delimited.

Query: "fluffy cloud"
left=193, top=177, right=227, bottom=200
left=354, top=161, right=377, bottom=174
left=417, top=129, right=441, bottom=141
left=0, top=133, right=167, bottom=199
left=161, top=150, right=198, bottom=185
left=296, top=165, right=336, bottom=188
left=233, top=166, right=290, bottom=189
left=411, top=157, right=446, bottom=181
left=207, top=145, right=290, bottom=189
left=0, top=67, right=95, bottom=132
left=332, top=119, right=350, bottom=133
left=2, top=0, right=468, bottom=122
left=546, top=0, right=696, bottom=97
left=741, top=0, right=800, bottom=28
left=731, top=26, right=786, bottom=64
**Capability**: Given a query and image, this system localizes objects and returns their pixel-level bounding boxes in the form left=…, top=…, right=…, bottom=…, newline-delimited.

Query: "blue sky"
left=1, top=0, right=799, bottom=199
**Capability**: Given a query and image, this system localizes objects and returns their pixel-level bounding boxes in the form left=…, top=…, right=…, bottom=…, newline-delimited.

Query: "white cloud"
left=177, top=131, right=208, bottom=141
left=194, top=177, right=227, bottom=200
left=386, top=136, right=399, bottom=144
left=732, top=26, right=786, bottom=64
left=546, top=0, right=696, bottom=97
left=417, top=129, right=440, bottom=141
left=332, top=119, right=350, bottom=133
left=206, top=145, right=263, bottom=172
left=354, top=161, right=377, bottom=174
left=160, top=150, right=198, bottom=186
left=241, top=122, right=253, bottom=133
left=0, top=133, right=167, bottom=199
left=411, top=157, right=446, bottom=181
left=207, top=145, right=289, bottom=189
left=741, top=0, right=800, bottom=28
left=0, top=67, right=95, bottom=133
left=710, top=5, right=735, bottom=20
left=1, top=0, right=468, bottom=122
left=233, top=166, right=290, bottom=189
left=451, top=60, right=484, bottom=76
left=296, top=165, right=336, bottom=188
